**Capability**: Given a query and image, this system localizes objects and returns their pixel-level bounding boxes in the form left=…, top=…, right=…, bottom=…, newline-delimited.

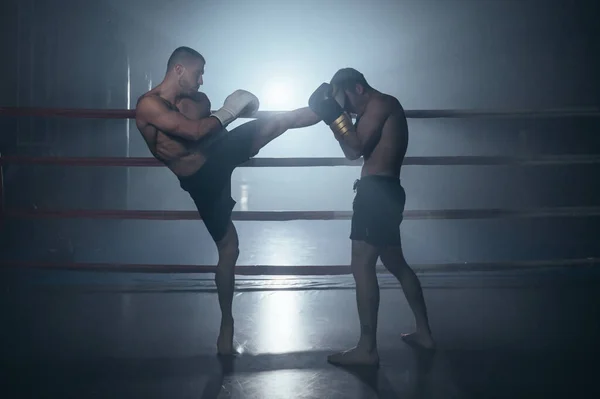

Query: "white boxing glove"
left=211, top=89, right=260, bottom=127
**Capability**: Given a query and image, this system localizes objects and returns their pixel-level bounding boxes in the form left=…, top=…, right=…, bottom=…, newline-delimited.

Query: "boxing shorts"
left=350, top=175, right=406, bottom=247
left=178, top=120, right=260, bottom=242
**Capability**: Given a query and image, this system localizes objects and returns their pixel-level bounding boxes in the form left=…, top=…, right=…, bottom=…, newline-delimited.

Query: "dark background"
left=1, top=0, right=599, bottom=269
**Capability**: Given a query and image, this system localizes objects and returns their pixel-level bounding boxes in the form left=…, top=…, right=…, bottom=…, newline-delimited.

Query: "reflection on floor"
left=2, top=267, right=600, bottom=398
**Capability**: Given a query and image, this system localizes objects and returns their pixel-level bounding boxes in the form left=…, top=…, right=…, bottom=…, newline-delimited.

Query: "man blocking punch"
left=308, top=69, right=435, bottom=367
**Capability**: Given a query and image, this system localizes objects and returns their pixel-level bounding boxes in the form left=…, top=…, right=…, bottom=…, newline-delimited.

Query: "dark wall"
left=1, top=0, right=599, bottom=266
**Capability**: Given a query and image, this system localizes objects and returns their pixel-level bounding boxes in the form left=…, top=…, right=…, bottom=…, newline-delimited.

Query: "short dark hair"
left=166, top=46, right=205, bottom=71
left=330, top=68, right=371, bottom=91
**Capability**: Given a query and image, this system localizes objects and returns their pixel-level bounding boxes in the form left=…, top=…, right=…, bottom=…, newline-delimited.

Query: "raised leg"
left=380, top=245, right=435, bottom=350
left=328, top=240, right=381, bottom=367
left=248, top=107, right=321, bottom=154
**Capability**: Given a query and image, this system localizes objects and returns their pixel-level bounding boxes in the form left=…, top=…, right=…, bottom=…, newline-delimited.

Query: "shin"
left=215, top=222, right=239, bottom=321
left=248, top=107, right=321, bottom=154
left=381, top=245, right=432, bottom=336
left=351, top=240, right=380, bottom=352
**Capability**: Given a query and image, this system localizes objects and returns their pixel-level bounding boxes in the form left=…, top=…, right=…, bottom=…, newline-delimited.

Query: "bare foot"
left=401, top=332, right=435, bottom=350
left=327, top=347, right=380, bottom=367
left=216, top=318, right=235, bottom=355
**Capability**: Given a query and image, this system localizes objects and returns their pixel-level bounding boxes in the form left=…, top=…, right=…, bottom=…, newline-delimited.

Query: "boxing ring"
left=1, top=106, right=600, bottom=277
left=2, top=106, right=600, bottom=398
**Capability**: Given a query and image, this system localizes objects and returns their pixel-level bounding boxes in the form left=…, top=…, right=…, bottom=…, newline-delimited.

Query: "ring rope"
left=1, top=258, right=597, bottom=274
left=2, top=155, right=600, bottom=167
left=2, top=106, right=598, bottom=275
left=1, top=106, right=600, bottom=119
left=4, top=207, right=600, bottom=221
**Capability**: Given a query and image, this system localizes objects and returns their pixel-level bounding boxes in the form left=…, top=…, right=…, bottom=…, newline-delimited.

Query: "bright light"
left=239, top=183, right=249, bottom=211
left=261, top=77, right=299, bottom=110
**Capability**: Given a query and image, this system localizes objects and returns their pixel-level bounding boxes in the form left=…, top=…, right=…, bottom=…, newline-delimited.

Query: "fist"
left=308, top=83, right=333, bottom=110
left=237, top=91, right=260, bottom=117
left=224, top=89, right=260, bottom=117
left=308, top=83, right=344, bottom=125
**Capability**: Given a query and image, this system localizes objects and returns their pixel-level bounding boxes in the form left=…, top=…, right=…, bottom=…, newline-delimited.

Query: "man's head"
left=166, top=46, right=205, bottom=95
left=330, top=68, right=372, bottom=114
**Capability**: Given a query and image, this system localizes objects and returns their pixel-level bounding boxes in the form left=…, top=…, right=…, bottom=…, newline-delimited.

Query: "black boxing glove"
left=308, top=83, right=353, bottom=137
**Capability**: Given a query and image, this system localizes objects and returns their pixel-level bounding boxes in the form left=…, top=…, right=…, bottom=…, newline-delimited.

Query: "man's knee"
left=380, top=245, right=410, bottom=271
left=218, top=238, right=239, bottom=257
left=219, top=242, right=239, bottom=259
left=216, top=223, right=240, bottom=262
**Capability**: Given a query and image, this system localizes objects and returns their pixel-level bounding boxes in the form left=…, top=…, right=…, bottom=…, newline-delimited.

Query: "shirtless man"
left=308, top=68, right=435, bottom=366
left=135, top=46, right=320, bottom=355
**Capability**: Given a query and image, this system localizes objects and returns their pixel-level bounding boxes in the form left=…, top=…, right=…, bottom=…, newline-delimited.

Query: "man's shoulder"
left=368, top=93, right=402, bottom=115
left=379, top=93, right=403, bottom=110
left=135, top=92, right=171, bottom=125
left=136, top=91, right=162, bottom=108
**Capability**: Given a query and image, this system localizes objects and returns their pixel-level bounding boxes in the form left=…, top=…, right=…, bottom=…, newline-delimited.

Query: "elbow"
left=345, top=151, right=362, bottom=161
left=348, top=144, right=364, bottom=160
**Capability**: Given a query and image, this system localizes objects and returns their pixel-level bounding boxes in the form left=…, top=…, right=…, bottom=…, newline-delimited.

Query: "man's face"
left=177, top=59, right=204, bottom=94
left=341, top=84, right=365, bottom=115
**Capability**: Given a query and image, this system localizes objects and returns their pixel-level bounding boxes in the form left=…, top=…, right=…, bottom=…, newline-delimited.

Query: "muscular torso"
left=136, top=89, right=213, bottom=176
left=359, top=94, right=408, bottom=178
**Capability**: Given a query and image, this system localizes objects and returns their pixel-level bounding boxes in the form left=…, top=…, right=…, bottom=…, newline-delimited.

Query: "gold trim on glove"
left=329, top=113, right=353, bottom=137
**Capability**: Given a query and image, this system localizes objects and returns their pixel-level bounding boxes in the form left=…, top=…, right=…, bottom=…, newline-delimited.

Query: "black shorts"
left=350, top=175, right=406, bottom=247
left=178, top=120, right=260, bottom=242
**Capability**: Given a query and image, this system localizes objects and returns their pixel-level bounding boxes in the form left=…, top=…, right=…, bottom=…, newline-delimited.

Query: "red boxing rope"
left=1, top=104, right=599, bottom=275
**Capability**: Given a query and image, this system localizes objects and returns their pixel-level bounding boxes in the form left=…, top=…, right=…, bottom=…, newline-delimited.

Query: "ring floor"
left=2, top=267, right=600, bottom=399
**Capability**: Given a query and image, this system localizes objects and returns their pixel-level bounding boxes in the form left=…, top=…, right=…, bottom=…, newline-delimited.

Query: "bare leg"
left=328, top=240, right=381, bottom=367
left=249, top=107, right=321, bottom=154
left=380, top=245, right=435, bottom=350
left=214, top=221, right=239, bottom=355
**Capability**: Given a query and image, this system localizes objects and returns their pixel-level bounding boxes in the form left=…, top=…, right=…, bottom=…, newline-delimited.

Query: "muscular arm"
left=334, top=97, right=393, bottom=160
left=337, top=139, right=362, bottom=160
left=136, top=95, right=221, bottom=141
left=177, top=92, right=211, bottom=120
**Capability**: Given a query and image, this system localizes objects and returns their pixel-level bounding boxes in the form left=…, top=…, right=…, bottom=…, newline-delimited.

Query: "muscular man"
left=135, top=47, right=320, bottom=355
left=309, top=68, right=435, bottom=366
